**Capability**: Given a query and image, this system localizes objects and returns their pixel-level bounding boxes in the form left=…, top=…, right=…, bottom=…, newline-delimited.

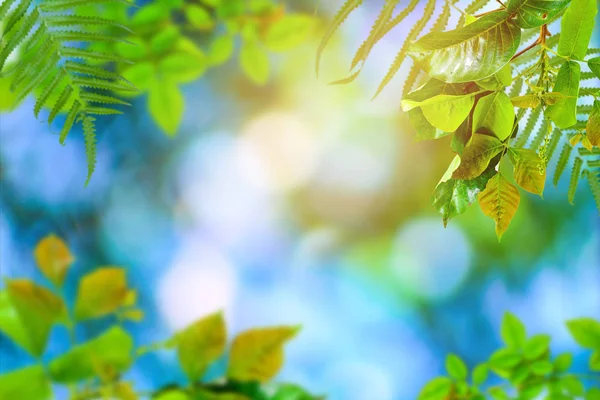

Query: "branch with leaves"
left=319, top=0, right=600, bottom=240
left=0, top=235, right=322, bottom=400
left=418, top=312, right=600, bottom=400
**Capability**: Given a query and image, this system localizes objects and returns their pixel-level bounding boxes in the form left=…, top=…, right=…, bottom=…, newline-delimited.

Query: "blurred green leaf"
left=74, top=267, right=128, bottom=321
left=0, top=291, right=32, bottom=355
left=240, top=41, right=270, bottom=85
left=445, top=354, right=468, bottom=380
left=587, top=388, right=600, bottom=400
left=590, top=351, right=600, bottom=371
left=417, top=376, right=452, bottom=400
left=131, top=3, right=170, bottom=27
left=265, top=15, right=316, bottom=52
left=148, top=80, right=184, bottom=136
left=530, top=360, right=553, bottom=375
left=150, top=26, right=181, bottom=55
left=186, top=5, right=214, bottom=30
left=269, top=383, right=318, bottom=400
left=154, top=390, right=190, bottom=400
left=227, top=325, right=300, bottom=383
left=567, top=318, right=600, bottom=350
left=523, top=334, right=550, bottom=359
left=159, top=52, right=207, bottom=84
left=501, top=312, right=526, bottom=348
left=49, top=326, right=133, bottom=383
left=472, top=364, right=488, bottom=386
left=561, top=375, right=585, bottom=396
left=553, top=352, right=573, bottom=372
left=116, top=36, right=148, bottom=60
left=122, top=62, right=156, bottom=93
left=175, top=311, right=227, bottom=382
left=0, top=365, right=51, bottom=400
left=33, top=234, right=74, bottom=287
left=209, top=35, right=235, bottom=66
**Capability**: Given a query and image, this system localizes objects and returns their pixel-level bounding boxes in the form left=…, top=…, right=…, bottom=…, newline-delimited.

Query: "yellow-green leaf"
left=49, top=326, right=134, bottom=383
left=148, top=81, right=184, bottom=137
left=546, top=61, right=580, bottom=129
left=265, top=15, right=316, bottom=52
left=452, top=133, right=504, bottom=180
left=227, top=326, right=300, bottom=383
left=0, top=291, right=31, bottom=354
left=401, top=94, right=475, bottom=132
left=209, top=35, right=235, bottom=66
left=74, top=267, right=128, bottom=321
left=478, top=173, right=521, bottom=241
left=472, top=91, right=515, bottom=140
left=0, top=365, right=51, bottom=400
left=175, top=311, right=227, bottom=382
left=33, top=234, right=74, bottom=287
left=511, top=94, right=540, bottom=109
left=557, top=0, right=598, bottom=60
left=509, top=148, right=546, bottom=196
left=587, top=100, right=600, bottom=147
left=5, top=279, right=66, bottom=357
left=185, top=5, right=213, bottom=30
left=240, top=41, right=270, bottom=85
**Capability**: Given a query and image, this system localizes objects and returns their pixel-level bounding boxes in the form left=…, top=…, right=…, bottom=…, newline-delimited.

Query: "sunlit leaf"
left=417, top=376, right=452, bottom=400
left=510, top=94, right=540, bottom=109
left=209, top=35, right=234, bottom=66
left=401, top=94, right=475, bottom=132
left=472, top=364, right=488, bottom=386
left=452, top=133, right=504, bottom=180
left=476, top=63, right=512, bottom=90
left=227, top=326, right=300, bottom=383
left=74, top=267, right=128, bottom=321
left=507, top=0, right=571, bottom=28
left=472, top=91, right=515, bottom=140
left=49, top=326, right=134, bottom=383
left=408, top=11, right=521, bottom=83
left=588, top=57, right=600, bottom=79
left=185, top=5, right=213, bottom=30
left=478, top=174, right=520, bottom=241
left=567, top=318, right=600, bottom=350
left=158, top=52, right=208, bottom=84
left=557, top=0, right=597, bottom=60
left=508, top=148, right=546, bottom=196
left=0, top=365, right=51, bottom=400
left=446, top=354, right=468, bottom=380
left=148, top=80, right=184, bottom=136
left=587, top=100, right=600, bottom=147
left=545, top=61, right=580, bottom=129
left=175, top=311, right=227, bottom=382
left=501, top=312, right=527, bottom=349
left=240, top=41, right=270, bottom=85
left=524, top=334, right=551, bottom=359
left=265, top=15, right=316, bottom=52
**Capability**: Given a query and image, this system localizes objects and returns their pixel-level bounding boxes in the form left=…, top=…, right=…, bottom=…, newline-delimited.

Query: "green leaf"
left=472, top=364, right=488, bottom=386
left=5, top=279, right=66, bottom=357
left=227, top=326, right=300, bottom=383
left=150, top=26, right=181, bottom=55
left=175, top=311, right=227, bottom=382
left=408, top=108, right=448, bottom=141
left=148, top=80, right=184, bottom=136
left=566, top=318, right=600, bottom=350
left=452, top=133, right=504, bottom=180
left=587, top=100, right=600, bottom=148
left=488, top=348, right=522, bottom=371
left=121, top=62, right=155, bottom=93
left=546, top=61, right=580, bottom=129
left=508, top=148, right=546, bottom=196
left=74, top=267, right=128, bottom=321
left=506, top=0, right=571, bottom=28
left=446, top=353, right=468, bottom=380
left=270, top=383, right=319, bottom=400
left=154, top=390, right=190, bottom=400
left=0, top=365, right=51, bottom=400
left=185, top=5, right=213, bottom=30
left=561, top=376, right=585, bottom=396
left=158, top=52, right=207, bottom=84
left=501, top=312, right=527, bottom=348
left=588, top=57, right=600, bottom=79
left=49, top=326, right=133, bottom=383
left=590, top=351, right=600, bottom=371
left=553, top=353, right=573, bottom=372
left=265, top=15, right=316, bottom=52
left=472, top=91, right=515, bottom=140
left=401, top=94, right=475, bottom=132
left=33, top=234, right=74, bottom=287
left=432, top=165, right=494, bottom=226
left=478, top=174, right=521, bottom=240
left=511, top=94, right=540, bottom=109
left=209, top=35, right=234, bottom=66
left=587, top=388, right=600, bottom=400
left=557, top=0, right=597, bottom=60
left=509, top=364, right=530, bottom=384
left=476, top=63, right=512, bottom=90
left=524, top=334, right=550, bottom=359
left=530, top=360, right=553, bottom=375
left=0, top=291, right=32, bottom=354
left=408, top=11, right=521, bottom=83
left=131, top=2, right=170, bottom=27
left=418, top=377, right=452, bottom=400
left=240, top=41, right=270, bottom=85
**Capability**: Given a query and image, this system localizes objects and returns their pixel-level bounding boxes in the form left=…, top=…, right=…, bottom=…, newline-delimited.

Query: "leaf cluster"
left=419, top=312, right=600, bottom=400
left=0, top=234, right=321, bottom=400
left=320, top=0, right=600, bottom=240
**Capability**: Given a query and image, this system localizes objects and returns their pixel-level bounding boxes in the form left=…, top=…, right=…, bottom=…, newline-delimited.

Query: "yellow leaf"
left=478, top=173, right=521, bottom=241
left=176, top=311, right=227, bottom=382
left=5, top=280, right=66, bottom=357
left=74, top=267, right=128, bottom=321
left=227, top=326, right=300, bottom=383
left=33, top=234, right=74, bottom=287
left=510, top=94, right=540, bottom=109
left=508, top=148, right=546, bottom=197
left=123, top=289, right=137, bottom=307
left=121, top=309, right=144, bottom=322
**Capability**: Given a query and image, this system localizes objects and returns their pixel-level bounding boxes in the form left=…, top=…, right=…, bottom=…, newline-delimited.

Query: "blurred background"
left=0, top=0, right=599, bottom=399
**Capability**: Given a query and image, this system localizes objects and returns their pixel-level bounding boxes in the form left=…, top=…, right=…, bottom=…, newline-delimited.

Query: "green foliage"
left=419, top=312, right=600, bottom=400
left=322, top=0, right=600, bottom=240
left=0, top=0, right=136, bottom=185
left=0, top=235, right=321, bottom=400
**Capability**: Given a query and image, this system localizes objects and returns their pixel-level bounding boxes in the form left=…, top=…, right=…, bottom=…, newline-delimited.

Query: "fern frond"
left=373, top=0, right=436, bottom=99
left=80, top=92, right=130, bottom=106
left=587, top=171, right=600, bottom=213
left=39, top=0, right=133, bottom=13
left=0, top=0, right=18, bottom=20
left=82, top=114, right=97, bottom=186
left=35, top=69, right=66, bottom=117
left=14, top=54, right=60, bottom=104
left=581, top=72, right=598, bottom=81
left=61, top=47, right=133, bottom=64
left=85, top=107, right=124, bottom=115
left=2, top=0, right=33, bottom=38
left=44, top=15, right=132, bottom=33
left=53, top=30, right=131, bottom=44
left=587, top=48, right=600, bottom=56
left=545, top=128, right=562, bottom=163
left=316, top=0, right=363, bottom=76
left=508, top=77, right=524, bottom=98
left=64, top=60, right=128, bottom=81
left=568, top=157, right=583, bottom=204
left=72, top=76, right=137, bottom=92
left=402, top=63, right=422, bottom=97
left=0, top=8, right=39, bottom=70
left=59, top=100, right=82, bottom=144
left=458, top=0, right=493, bottom=26
left=515, top=106, right=541, bottom=147
left=554, top=143, right=573, bottom=186
left=530, top=118, right=548, bottom=150
left=48, top=85, right=74, bottom=123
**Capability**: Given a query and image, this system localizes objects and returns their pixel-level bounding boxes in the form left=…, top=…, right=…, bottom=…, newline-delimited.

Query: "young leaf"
left=488, top=348, right=522, bottom=371
left=546, top=61, right=580, bottom=129
left=478, top=174, right=521, bottom=241
left=49, top=326, right=134, bottom=383
left=511, top=94, right=540, bottom=109
left=74, top=267, right=128, bottom=321
left=401, top=94, right=475, bottom=132
left=452, top=134, right=504, bottom=180
left=588, top=57, right=600, bottom=79
left=5, top=279, right=66, bottom=357
left=553, top=353, right=573, bottom=372
left=472, top=91, right=515, bottom=141
left=524, top=334, right=551, bottom=359
left=446, top=354, right=468, bottom=380
left=240, top=41, right=270, bottom=85
left=148, top=81, right=184, bottom=137
left=265, top=15, right=316, bottom=52
left=501, top=312, right=527, bottom=349
left=227, top=326, right=300, bottom=383
left=33, top=234, right=74, bottom=287
left=0, top=365, right=52, bottom=400
left=417, top=377, right=452, bottom=400
left=557, top=0, right=598, bottom=60
left=590, top=351, right=600, bottom=371
left=209, top=35, right=235, bottom=66
left=472, top=364, right=488, bottom=386
left=508, top=148, right=546, bottom=196
left=567, top=318, right=600, bottom=350
left=408, top=11, right=521, bottom=83
left=506, top=0, right=571, bottom=28
left=175, top=311, right=227, bottom=382
left=587, top=100, right=600, bottom=147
